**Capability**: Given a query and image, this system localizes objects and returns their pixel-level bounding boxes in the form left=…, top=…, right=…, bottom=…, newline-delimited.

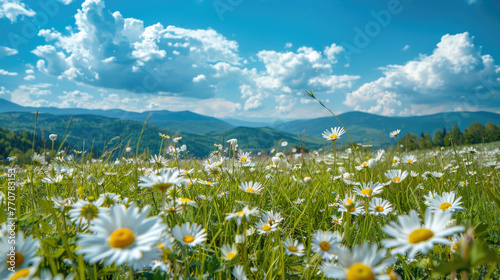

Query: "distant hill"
left=0, top=98, right=233, bottom=134
left=0, top=112, right=325, bottom=158
left=274, top=111, right=500, bottom=147
left=1, top=98, right=499, bottom=150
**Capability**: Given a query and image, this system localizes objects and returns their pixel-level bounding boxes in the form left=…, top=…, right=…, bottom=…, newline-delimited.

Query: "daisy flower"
left=76, top=204, right=165, bottom=268
left=239, top=181, right=264, bottom=194
left=353, top=182, right=384, bottom=198
left=322, top=127, right=346, bottom=141
left=402, top=155, right=417, bottom=164
left=368, top=197, right=393, bottom=216
left=331, top=214, right=343, bottom=225
left=311, top=230, right=342, bottom=261
left=392, top=156, right=400, bottom=166
left=320, top=242, right=396, bottom=280
left=139, top=168, right=185, bottom=192
left=283, top=238, right=305, bottom=256
left=233, top=265, right=248, bottom=280
left=221, top=244, right=238, bottom=261
left=260, top=210, right=283, bottom=226
left=384, top=169, right=409, bottom=184
left=237, top=152, right=251, bottom=163
left=0, top=232, right=42, bottom=280
left=152, top=234, right=177, bottom=272
left=225, top=206, right=260, bottom=226
left=175, top=197, right=197, bottom=207
left=390, top=129, right=401, bottom=138
left=381, top=208, right=465, bottom=258
left=256, top=220, right=278, bottom=235
left=425, top=191, right=463, bottom=213
left=69, top=197, right=106, bottom=226
left=339, top=201, right=365, bottom=216
left=172, top=222, right=207, bottom=247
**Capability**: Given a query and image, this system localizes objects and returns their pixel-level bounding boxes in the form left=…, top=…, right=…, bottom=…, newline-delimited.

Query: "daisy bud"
left=49, top=134, right=57, bottom=141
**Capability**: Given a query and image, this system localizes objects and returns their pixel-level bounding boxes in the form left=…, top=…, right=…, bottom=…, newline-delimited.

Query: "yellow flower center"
left=241, top=157, right=247, bottom=162
left=362, top=162, right=368, bottom=166
left=333, top=218, right=339, bottom=223
left=109, top=228, right=135, bottom=248
left=393, top=176, right=401, bottom=182
left=10, top=269, right=31, bottom=280
left=153, top=182, right=173, bottom=192
left=319, top=241, right=331, bottom=251
left=6, top=252, right=24, bottom=269
left=188, top=181, right=193, bottom=185
left=288, top=245, right=297, bottom=252
left=329, top=134, right=338, bottom=139
left=80, top=204, right=99, bottom=221
left=408, top=228, right=434, bottom=244
left=184, top=171, right=189, bottom=175
left=182, top=235, right=195, bottom=243
left=375, top=206, right=384, bottom=212
left=261, top=225, right=272, bottom=231
left=237, top=211, right=245, bottom=216
left=180, top=198, right=191, bottom=203
left=439, top=202, right=452, bottom=210
left=346, top=199, right=353, bottom=205
left=461, top=181, right=466, bottom=185
left=407, top=159, right=413, bottom=163
left=360, top=189, right=372, bottom=196
left=347, top=263, right=375, bottom=280
left=226, top=252, right=237, bottom=260
left=246, top=188, right=255, bottom=193
left=393, top=159, right=397, bottom=164
left=206, top=181, right=212, bottom=185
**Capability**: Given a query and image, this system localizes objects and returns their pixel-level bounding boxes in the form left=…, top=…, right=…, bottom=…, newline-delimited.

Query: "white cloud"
left=0, top=0, right=35, bottom=23
left=57, top=0, right=74, bottom=4
left=192, top=74, right=206, bottom=83
left=0, top=46, right=18, bottom=56
left=345, top=32, right=500, bottom=115
left=0, top=69, right=17, bottom=76
left=284, top=42, right=292, bottom=48
left=402, top=45, right=410, bottom=51
left=32, top=0, right=242, bottom=98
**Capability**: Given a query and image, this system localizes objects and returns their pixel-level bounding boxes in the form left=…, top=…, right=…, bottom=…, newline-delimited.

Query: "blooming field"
left=1, top=126, right=500, bottom=279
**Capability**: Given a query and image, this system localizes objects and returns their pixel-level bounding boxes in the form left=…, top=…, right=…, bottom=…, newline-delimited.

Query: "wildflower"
left=227, top=138, right=238, bottom=146
left=158, top=132, right=170, bottom=139
left=256, top=220, right=278, bottom=234
left=0, top=232, right=42, bottom=279
left=239, top=181, right=264, bottom=194
left=320, top=242, right=396, bottom=280
left=49, top=134, right=57, bottom=141
left=385, top=169, right=409, bottom=184
left=311, top=230, right=342, bottom=260
left=260, top=210, right=284, bottom=226
left=69, top=198, right=106, bottom=226
left=225, top=206, right=259, bottom=225
left=331, top=214, right=343, bottom=225
left=425, top=191, right=463, bottom=213
left=382, top=208, right=464, bottom=258
left=368, top=197, right=393, bottom=216
left=172, top=222, right=207, bottom=247
left=32, top=152, right=47, bottom=165
left=322, top=127, right=346, bottom=141
left=283, top=237, right=305, bottom=256
left=175, top=197, right=198, bottom=207
left=402, top=155, right=417, bottom=164
left=233, top=265, right=248, bottom=280
left=281, top=141, right=288, bottom=147
left=353, top=182, right=384, bottom=198
left=76, top=204, right=165, bottom=268
left=139, top=168, right=185, bottom=192
left=221, top=244, right=238, bottom=261
left=390, top=129, right=401, bottom=138
left=173, top=137, right=182, bottom=143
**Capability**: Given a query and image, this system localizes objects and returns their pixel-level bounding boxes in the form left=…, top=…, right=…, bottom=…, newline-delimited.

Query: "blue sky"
left=0, top=0, right=499, bottom=121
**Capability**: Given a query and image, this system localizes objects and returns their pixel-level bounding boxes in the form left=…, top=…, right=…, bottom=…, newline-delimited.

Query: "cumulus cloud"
left=32, top=0, right=242, bottom=98
left=0, top=46, right=18, bottom=56
left=345, top=32, right=500, bottom=115
left=0, top=0, right=35, bottom=23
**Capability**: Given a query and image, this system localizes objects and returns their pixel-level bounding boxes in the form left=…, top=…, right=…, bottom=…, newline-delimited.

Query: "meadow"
left=1, top=98, right=499, bottom=280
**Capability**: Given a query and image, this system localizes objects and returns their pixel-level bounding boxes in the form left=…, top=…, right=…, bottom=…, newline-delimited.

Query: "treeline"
left=400, top=122, right=500, bottom=150
left=0, top=127, right=50, bottom=163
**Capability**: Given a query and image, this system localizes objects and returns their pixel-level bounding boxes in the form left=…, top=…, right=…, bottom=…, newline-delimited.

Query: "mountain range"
left=0, top=98, right=499, bottom=155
